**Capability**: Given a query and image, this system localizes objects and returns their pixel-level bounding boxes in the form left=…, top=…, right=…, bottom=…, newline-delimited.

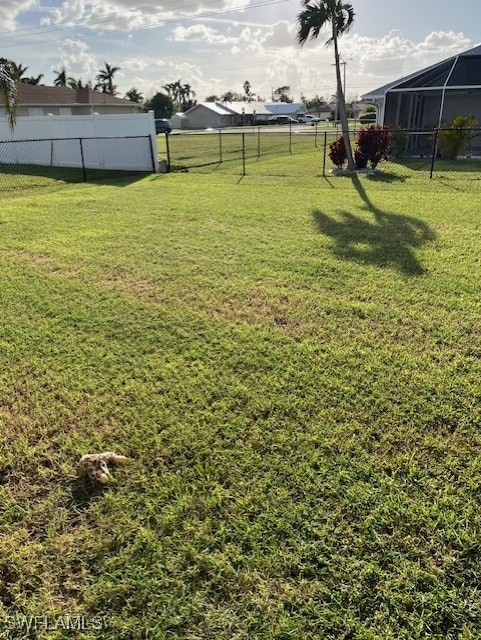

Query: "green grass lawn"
left=0, top=172, right=480, bottom=639
left=160, top=131, right=481, bottom=182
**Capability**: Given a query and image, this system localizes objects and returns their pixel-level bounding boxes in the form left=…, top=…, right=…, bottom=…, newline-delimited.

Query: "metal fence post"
left=165, top=132, right=171, bottom=172
left=257, top=126, right=261, bottom=160
left=242, top=132, right=246, bottom=176
left=79, top=138, right=87, bottom=182
left=148, top=134, right=156, bottom=173
left=322, top=131, right=327, bottom=177
left=219, top=129, right=223, bottom=163
left=430, top=128, right=438, bottom=179
left=289, top=125, right=292, bottom=154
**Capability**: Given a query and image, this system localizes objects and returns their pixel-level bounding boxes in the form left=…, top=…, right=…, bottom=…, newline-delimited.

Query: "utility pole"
left=332, top=57, right=352, bottom=123
left=341, top=57, right=353, bottom=110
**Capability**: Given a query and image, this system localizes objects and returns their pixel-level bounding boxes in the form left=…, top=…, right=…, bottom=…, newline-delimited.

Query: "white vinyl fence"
left=0, top=112, right=158, bottom=173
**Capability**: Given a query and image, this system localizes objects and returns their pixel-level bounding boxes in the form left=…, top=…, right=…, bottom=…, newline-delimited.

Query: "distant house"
left=362, top=44, right=481, bottom=129
left=0, top=83, right=143, bottom=118
left=308, top=104, right=331, bottom=121
left=181, top=102, right=269, bottom=129
left=181, top=101, right=307, bottom=129
left=170, top=112, right=188, bottom=129
left=347, top=101, right=372, bottom=119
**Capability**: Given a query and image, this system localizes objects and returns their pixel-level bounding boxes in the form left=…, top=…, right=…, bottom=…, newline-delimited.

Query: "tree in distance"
left=125, top=87, right=144, bottom=104
left=144, top=92, right=174, bottom=118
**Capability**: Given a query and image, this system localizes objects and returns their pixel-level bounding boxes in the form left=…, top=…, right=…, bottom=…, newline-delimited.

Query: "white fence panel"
left=0, top=112, right=158, bottom=172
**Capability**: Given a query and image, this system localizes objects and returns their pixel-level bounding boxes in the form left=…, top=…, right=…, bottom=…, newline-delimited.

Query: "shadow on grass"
left=312, top=175, right=436, bottom=276
left=0, top=163, right=150, bottom=191
left=365, top=172, right=407, bottom=183
left=68, top=475, right=107, bottom=510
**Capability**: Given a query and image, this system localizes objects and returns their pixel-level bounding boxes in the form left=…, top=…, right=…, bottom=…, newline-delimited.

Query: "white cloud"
left=122, top=58, right=151, bottom=71
left=47, top=0, right=85, bottom=25
left=353, top=29, right=472, bottom=88
left=0, top=0, right=38, bottom=31
left=55, top=38, right=97, bottom=77
left=419, top=30, right=470, bottom=52
left=260, top=20, right=296, bottom=49
left=172, top=24, right=238, bottom=45
left=42, top=0, right=250, bottom=31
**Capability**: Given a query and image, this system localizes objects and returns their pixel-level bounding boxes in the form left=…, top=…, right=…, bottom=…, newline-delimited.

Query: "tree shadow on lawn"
left=312, top=175, right=436, bottom=276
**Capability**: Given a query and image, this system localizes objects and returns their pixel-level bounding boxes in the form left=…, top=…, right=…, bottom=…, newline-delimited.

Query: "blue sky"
left=1, top=0, right=480, bottom=102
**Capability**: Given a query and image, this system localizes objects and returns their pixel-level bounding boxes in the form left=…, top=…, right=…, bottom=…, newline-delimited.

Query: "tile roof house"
left=0, top=83, right=143, bottom=118
left=362, top=44, right=481, bottom=130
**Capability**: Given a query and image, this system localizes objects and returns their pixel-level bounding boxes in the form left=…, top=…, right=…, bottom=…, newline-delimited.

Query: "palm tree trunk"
left=332, top=23, right=355, bottom=169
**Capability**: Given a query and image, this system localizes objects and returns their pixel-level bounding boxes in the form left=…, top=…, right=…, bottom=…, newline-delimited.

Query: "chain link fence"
left=0, top=136, right=156, bottom=193
left=161, top=127, right=481, bottom=184
left=4, top=129, right=478, bottom=192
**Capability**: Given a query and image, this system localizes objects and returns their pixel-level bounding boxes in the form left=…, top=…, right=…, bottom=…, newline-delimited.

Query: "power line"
left=0, top=0, right=289, bottom=48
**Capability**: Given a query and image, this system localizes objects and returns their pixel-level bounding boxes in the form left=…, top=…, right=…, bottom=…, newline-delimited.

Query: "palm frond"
left=297, top=1, right=354, bottom=46
left=0, top=65, right=18, bottom=129
left=297, top=3, right=331, bottom=46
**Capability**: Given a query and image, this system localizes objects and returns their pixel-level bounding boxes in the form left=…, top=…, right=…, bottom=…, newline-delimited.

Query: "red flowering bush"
left=329, top=126, right=392, bottom=171
left=355, top=125, right=392, bottom=169
left=328, top=135, right=347, bottom=169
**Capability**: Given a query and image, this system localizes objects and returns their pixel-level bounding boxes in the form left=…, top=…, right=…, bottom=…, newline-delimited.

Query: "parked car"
left=269, top=116, right=298, bottom=125
left=297, top=114, right=320, bottom=124
left=155, top=118, right=172, bottom=134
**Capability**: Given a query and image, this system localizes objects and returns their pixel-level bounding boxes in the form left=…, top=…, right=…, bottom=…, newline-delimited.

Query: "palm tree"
left=0, top=60, right=18, bottom=128
left=53, top=67, right=74, bottom=87
left=124, top=87, right=143, bottom=103
left=8, top=61, right=29, bottom=81
left=163, top=80, right=182, bottom=105
left=22, top=74, right=44, bottom=85
left=95, top=63, right=120, bottom=96
left=67, top=78, right=92, bottom=90
left=297, top=0, right=355, bottom=169
left=180, top=83, right=196, bottom=111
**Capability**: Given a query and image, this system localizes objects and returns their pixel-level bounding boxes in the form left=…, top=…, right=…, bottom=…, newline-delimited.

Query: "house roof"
left=362, top=43, right=481, bottom=100
left=15, top=83, right=141, bottom=108
left=221, top=101, right=272, bottom=115
left=185, top=101, right=310, bottom=119
left=186, top=101, right=272, bottom=116
left=193, top=102, right=234, bottom=116
left=264, top=102, right=305, bottom=115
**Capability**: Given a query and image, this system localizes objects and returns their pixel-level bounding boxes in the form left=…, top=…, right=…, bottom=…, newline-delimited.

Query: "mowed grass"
left=0, top=172, right=480, bottom=639
left=160, top=131, right=481, bottom=181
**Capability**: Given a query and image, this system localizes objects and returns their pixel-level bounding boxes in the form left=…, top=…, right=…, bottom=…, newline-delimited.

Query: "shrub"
left=389, top=126, right=409, bottom=159
left=359, top=106, right=377, bottom=125
left=359, top=113, right=377, bottom=125
left=355, top=125, right=392, bottom=169
left=329, top=126, right=393, bottom=172
left=328, top=135, right=347, bottom=168
left=438, top=114, right=478, bottom=160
